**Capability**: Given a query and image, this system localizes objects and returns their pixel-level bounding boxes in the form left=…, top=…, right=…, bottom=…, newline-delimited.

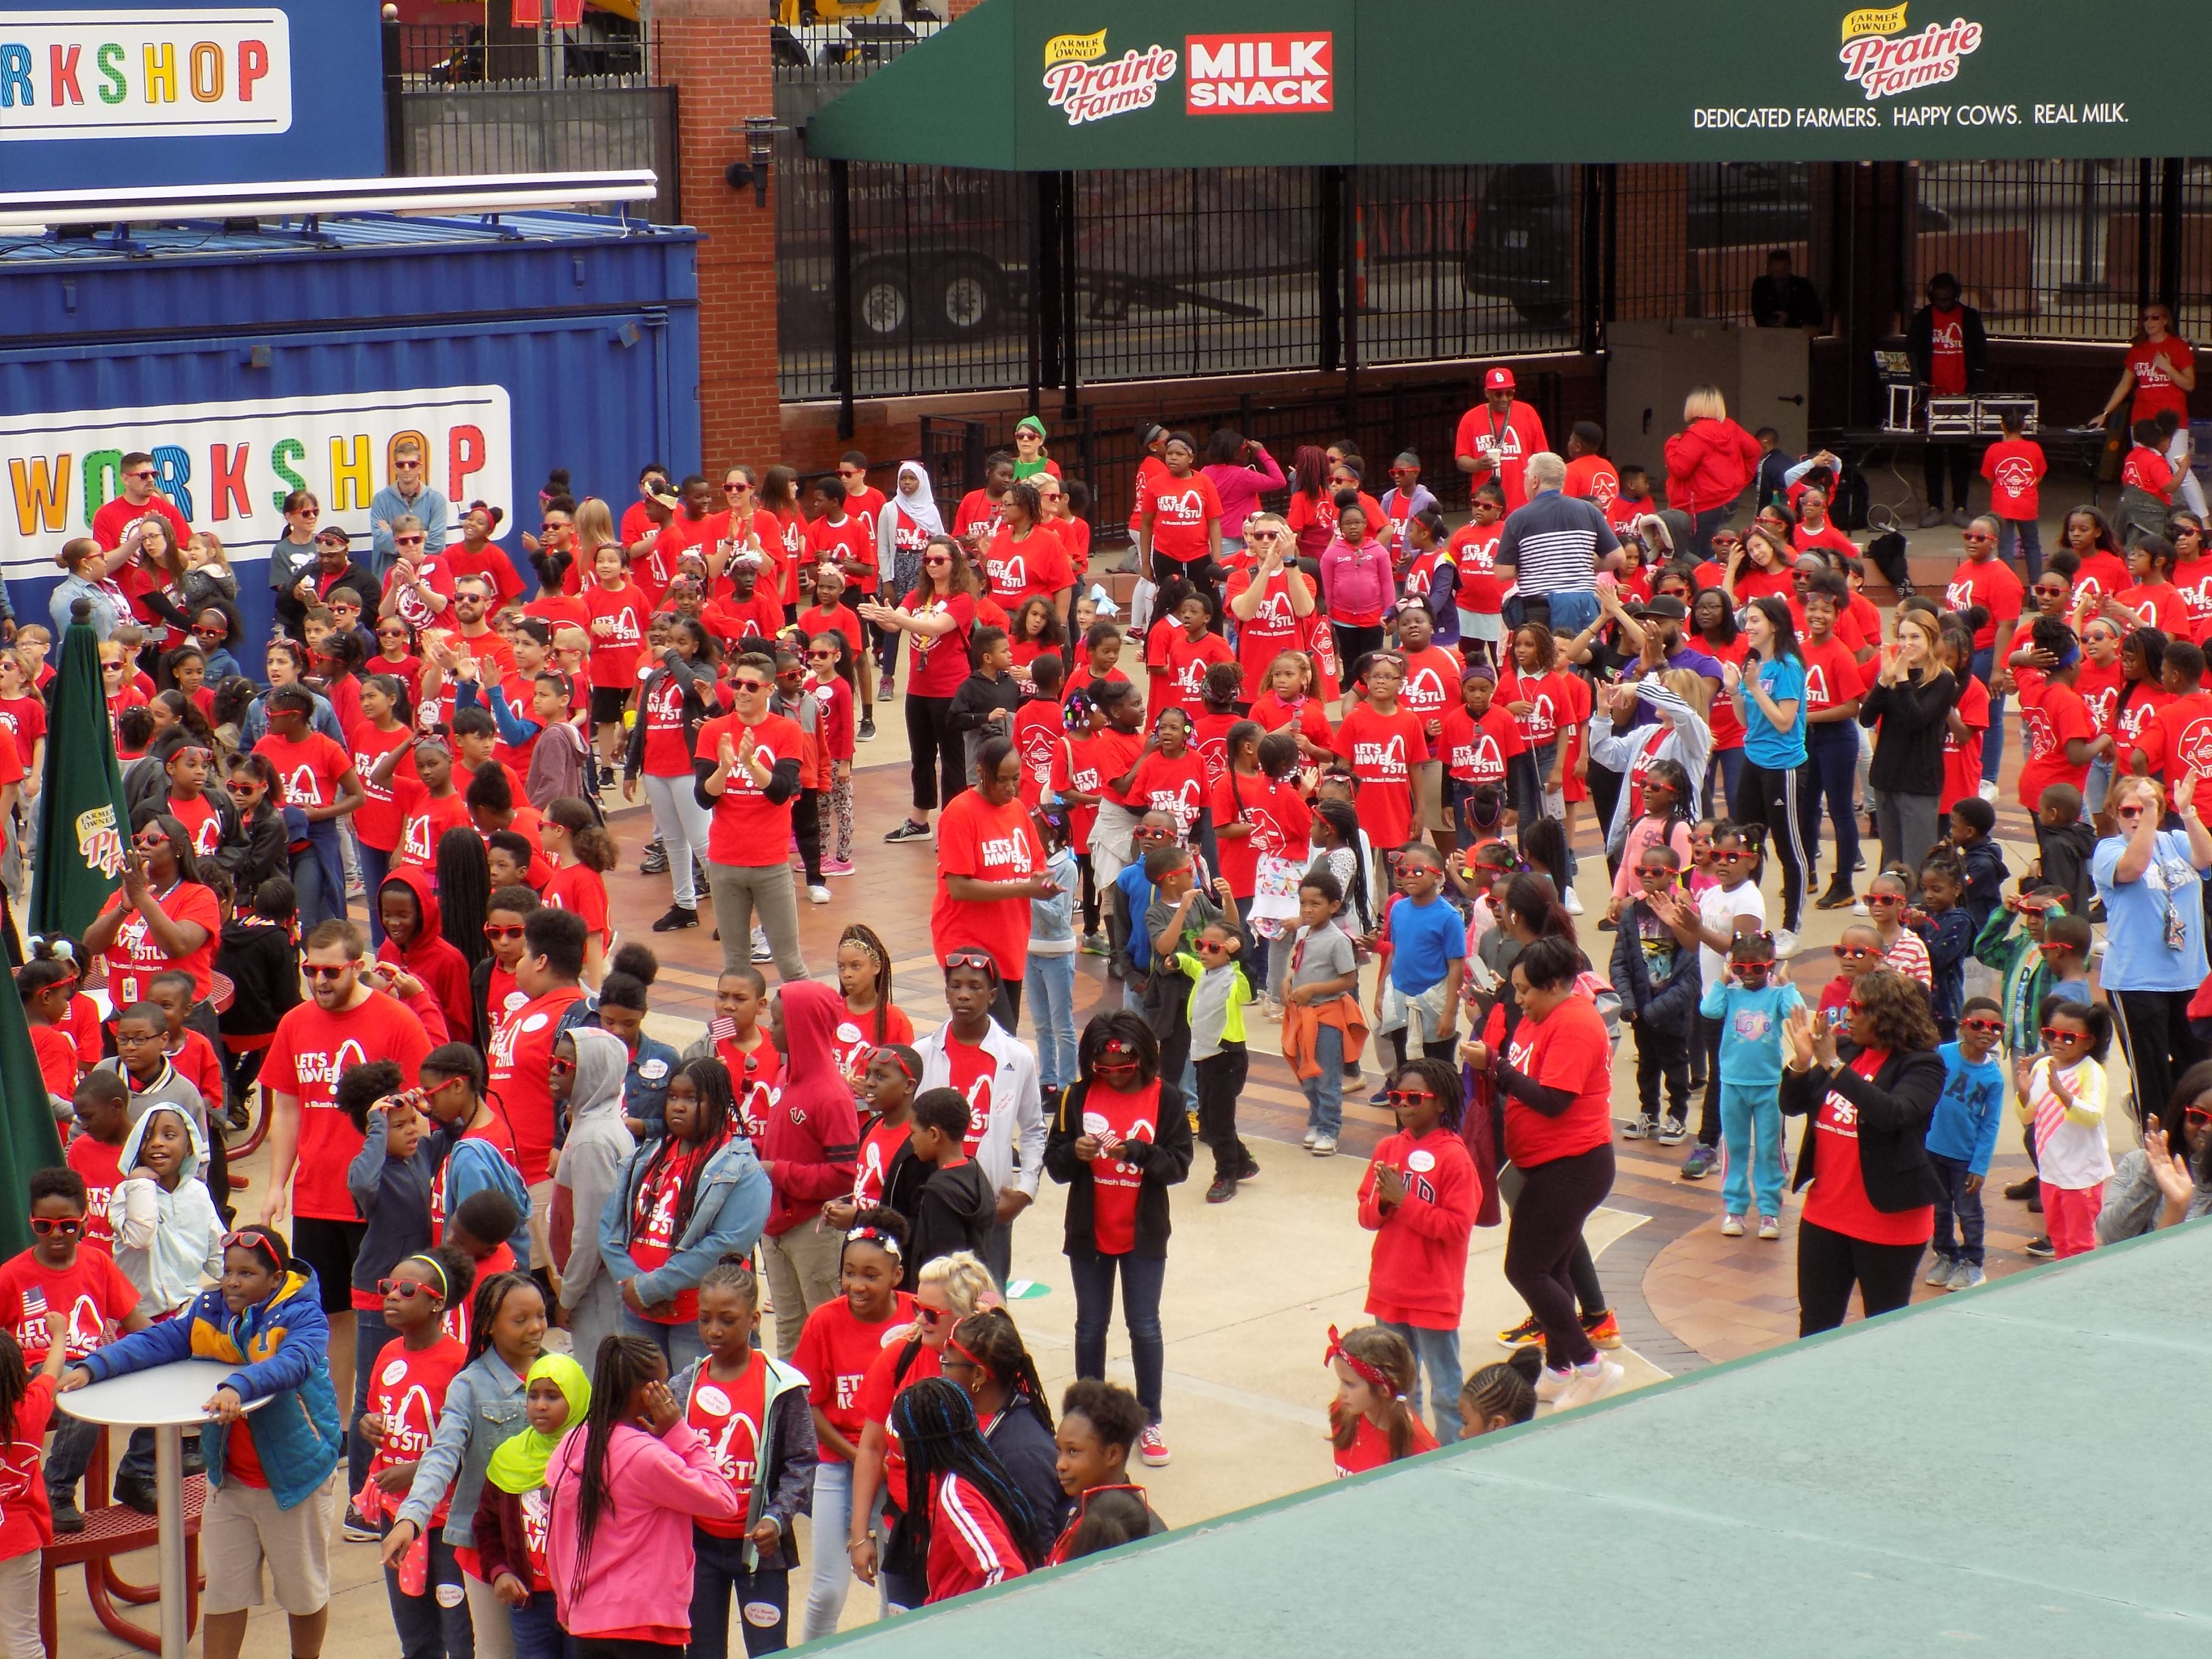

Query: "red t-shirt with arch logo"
left=1224, top=568, right=1308, bottom=687
left=266, top=990, right=434, bottom=1221
left=366, top=1334, right=467, bottom=1523
left=1332, top=704, right=1428, bottom=851
left=1396, top=647, right=1461, bottom=741
left=488, top=985, right=587, bottom=1186
left=695, top=712, right=807, bottom=861
left=1127, top=748, right=1209, bottom=840
left=98, top=879, right=220, bottom=1009
left=982, top=526, right=1073, bottom=609
left=254, top=730, right=353, bottom=813
left=1439, top=705, right=1524, bottom=786
left=688, top=1359, right=769, bottom=1537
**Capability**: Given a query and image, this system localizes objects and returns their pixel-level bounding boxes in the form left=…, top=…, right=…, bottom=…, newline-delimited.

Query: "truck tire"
left=925, top=255, right=1004, bottom=340
left=855, top=260, right=914, bottom=343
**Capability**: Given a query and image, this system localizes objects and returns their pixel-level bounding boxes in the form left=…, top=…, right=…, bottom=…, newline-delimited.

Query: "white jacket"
left=110, top=1106, right=224, bottom=1320
left=914, top=1020, right=1046, bottom=1198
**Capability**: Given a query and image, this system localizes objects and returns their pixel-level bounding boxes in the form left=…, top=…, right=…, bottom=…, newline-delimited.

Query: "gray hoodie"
left=111, top=1105, right=224, bottom=1320
left=2096, top=1146, right=2212, bottom=1246
left=555, top=1027, right=636, bottom=1362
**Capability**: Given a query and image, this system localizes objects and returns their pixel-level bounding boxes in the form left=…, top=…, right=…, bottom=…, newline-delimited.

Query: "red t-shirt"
left=2139, top=687, right=2212, bottom=781
left=167, top=791, right=224, bottom=861
left=1332, top=1407, right=1439, bottom=1477
left=2120, top=582, right=2191, bottom=640
left=625, top=1154, right=700, bottom=1324
left=901, top=592, right=976, bottom=700
left=1013, top=700, right=1061, bottom=809
left=0, top=695, right=45, bottom=768
left=1210, top=773, right=1311, bottom=901
left=1159, top=630, right=1234, bottom=722
left=1926, top=305, right=1969, bottom=394
left=637, top=672, right=696, bottom=778
left=1501, top=995, right=1614, bottom=1167
left=2173, top=558, right=2212, bottom=643
left=366, top=1335, right=468, bottom=1524
left=255, top=730, right=353, bottom=813
left=1448, top=521, right=1505, bottom=613
left=1225, top=568, right=1308, bottom=686
left=2014, top=674, right=2093, bottom=810
left=1942, top=556, right=2023, bottom=652
left=853, top=1111, right=911, bottom=1207
left=2075, top=659, right=2125, bottom=737
left=695, top=712, right=808, bottom=864
left=1080, top=1079, right=1162, bottom=1255
left=2127, top=334, right=2195, bottom=423
left=1127, top=748, right=1209, bottom=840
left=1939, top=672, right=1991, bottom=814
left=1439, top=705, right=1524, bottom=785
left=351, top=722, right=417, bottom=852
left=1731, top=566, right=1795, bottom=606
left=0, top=1246, right=139, bottom=1364
left=487, top=985, right=587, bottom=1185
left=1250, top=692, right=1333, bottom=751
left=1192, top=706, right=1241, bottom=786
left=0, top=1374, right=56, bottom=1555
left=393, top=782, right=471, bottom=870
left=942, top=1035, right=996, bottom=1158
left=64, top=1136, right=125, bottom=1253
left=793, top=1292, right=916, bottom=1458
left=687, top=1356, right=770, bottom=1537
left=1139, top=471, right=1222, bottom=564
left=1981, top=437, right=2046, bottom=519
left=267, top=991, right=434, bottom=1222
left=855, top=1333, right=939, bottom=1507
left=1793, top=521, right=1858, bottom=562
left=1800, top=636, right=1865, bottom=720
left=1333, top=705, right=1428, bottom=851
left=931, top=788, right=1047, bottom=980
left=2114, top=684, right=2175, bottom=776
left=2122, top=444, right=2176, bottom=504
left=1397, top=646, right=1461, bottom=741
left=1562, top=454, right=1619, bottom=512
left=808, top=514, right=876, bottom=596
left=981, top=527, right=1073, bottom=609
left=1501, top=669, right=1570, bottom=750
left=1453, top=400, right=1550, bottom=510
left=541, top=864, right=610, bottom=947
left=1802, top=1048, right=1935, bottom=1245
left=584, top=581, right=650, bottom=690
left=98, top=879, right=221, bottom=1008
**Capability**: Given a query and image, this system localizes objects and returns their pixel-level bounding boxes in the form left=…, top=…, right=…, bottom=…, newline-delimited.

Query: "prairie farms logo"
left=1041, top=29, right=1176, bottom=127
left=75, top=804, right=124, bottom=879
left=1838, top=6, right=1982, bottom=101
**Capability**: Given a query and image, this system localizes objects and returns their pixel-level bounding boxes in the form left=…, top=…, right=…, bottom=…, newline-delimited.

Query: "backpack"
left=526, top=719, right=601, bottom=819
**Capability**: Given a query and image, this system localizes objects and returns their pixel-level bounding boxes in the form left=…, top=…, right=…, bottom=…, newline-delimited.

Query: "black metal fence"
left=385, top=20, right=681, bottom=225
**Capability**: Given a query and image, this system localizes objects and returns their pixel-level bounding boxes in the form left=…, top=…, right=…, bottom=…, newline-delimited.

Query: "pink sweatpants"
left=2043, top=1181, right=2104, bottom=1259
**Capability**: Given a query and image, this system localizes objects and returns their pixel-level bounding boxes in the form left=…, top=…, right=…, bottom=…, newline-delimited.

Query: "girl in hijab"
left=551, top=1027, right=638, bottom=1365
left=476, top=1352, right=591, bottom=1659
left=876, top=462, right=945, bottom=700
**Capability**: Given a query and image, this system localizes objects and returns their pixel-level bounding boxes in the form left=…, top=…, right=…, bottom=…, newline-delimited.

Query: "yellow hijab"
left=484, top=1352, right=591, bottom=1495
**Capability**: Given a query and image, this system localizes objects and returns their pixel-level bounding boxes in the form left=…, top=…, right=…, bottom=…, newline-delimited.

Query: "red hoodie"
left=1356, top=1124, right=1476, bottom=1329
left=761, top=980, right=860, bottom=1237
left=376, top=864, right=474, bottom=1044
left=1663, top=417, right=1763, bottom=514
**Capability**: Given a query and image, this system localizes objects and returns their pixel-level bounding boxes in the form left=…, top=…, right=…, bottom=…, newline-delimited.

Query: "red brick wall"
left=659, top=3, right=783, bottom=474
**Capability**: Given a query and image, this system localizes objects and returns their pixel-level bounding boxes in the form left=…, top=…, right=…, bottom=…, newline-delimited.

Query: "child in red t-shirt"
left=2121, top=417, right=2179, bottom=545
left=806, top=633, right=858, bottom=875
left=539, top=801, right=616, bottom=985
left=1980, top=409, right=2047, bottom=575
left=1327, top=1324, right=1438, bottom=1477
left=0, top=1304, right=71, bottom=1565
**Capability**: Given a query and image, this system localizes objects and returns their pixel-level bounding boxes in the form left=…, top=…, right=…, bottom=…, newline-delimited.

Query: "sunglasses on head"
left=944, top=950, right=994, bottom=975
left=2041, top=1025, right=2088, bottom=1045
left=30, top=1216, right=82, bottom=1236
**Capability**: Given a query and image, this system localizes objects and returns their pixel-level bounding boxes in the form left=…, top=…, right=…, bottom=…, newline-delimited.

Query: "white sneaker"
left=1757, top=1215, right=1782, bottom=1241
left=1554, top=1359, right=1624, bottom=1411
left=1721, top=1214, right=1745, bottom=1238
left=808, top=884, right=832, bottom=906
left=1978, top=780, right=1999, bottom=802
left=1312, top=1135, right=1338, bottom=1157
left=1851, top=898, right=1871, bottom=917
left=1534, top=1364, right=1574, bottom=1403
left=1774, top=928, right=1798, bottom=959
left=1562, top=887, right=1585, bottom=916
left=1301, top=1127, right=1319, bottom=1149
left=750, top=926, right=774, bottom=964
left=1953, top=1263, right=1986, bottom=1289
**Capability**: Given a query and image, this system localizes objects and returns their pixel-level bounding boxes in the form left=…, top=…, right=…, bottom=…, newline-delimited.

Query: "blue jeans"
left=1799, top=724, right=1861, bottom=890
left=1929, top=1151, right=1987, bottom=1266
left=1375, top=1319, right=1463, bottom=1442
left=1301, top=1020, right=1345, bottom=1137
left=508, top=1588, right=570, bottom=1659
left=361, top=841, right=394, bottom=948
left=1971, top=645, right=2004, bottom=784
left=385, top=1519, right=476, bottom=1659
left=302, top=818, right=347, bottom=930
left=1233, top=895, right=1270, bottom=994
left=1719, top=1080, right=1786, bottom=1218
left=1070, top=1250, right=1167, bottom=1424
left=1538, top=588, right=1599, bottom=638
left=1026, top=951, right=1078, bottom=1091
left=690, top=1528, right=788, bottom=1658
left=620, top=1306, right=706, bottom=1373
left=1706, top=746, right=1747, bottom=820
left=798, top=1457, right=884, bottom=1644
left=1997, top=515, right=2042, bottom=581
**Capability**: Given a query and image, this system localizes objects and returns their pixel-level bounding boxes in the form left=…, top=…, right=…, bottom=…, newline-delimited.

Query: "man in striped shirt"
left=1496, top=451, right=1619, bottom=638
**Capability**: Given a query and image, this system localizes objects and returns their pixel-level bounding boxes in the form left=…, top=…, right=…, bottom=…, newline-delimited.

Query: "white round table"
left=61, top=1359, right=267, bottom=1659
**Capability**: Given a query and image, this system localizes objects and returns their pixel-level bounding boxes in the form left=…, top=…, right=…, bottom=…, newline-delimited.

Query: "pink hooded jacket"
left=547, top=1420, right=741, bottom=1640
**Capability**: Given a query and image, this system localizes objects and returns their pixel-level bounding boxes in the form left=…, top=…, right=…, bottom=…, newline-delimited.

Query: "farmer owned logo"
left=75, top=804, right=124, bottom=879
left=1838, top=6, right=1983, bottom=101
left=0, top=10, right=293, bottom=140
left=1041, top=28, right=1177, bottom=128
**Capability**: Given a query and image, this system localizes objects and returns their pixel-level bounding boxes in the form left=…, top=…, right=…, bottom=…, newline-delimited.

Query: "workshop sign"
left=810, top=0, right=2212, bottom=169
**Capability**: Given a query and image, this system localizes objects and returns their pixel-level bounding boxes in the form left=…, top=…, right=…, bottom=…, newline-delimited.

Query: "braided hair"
left=568, top=1334, right=667, bottom=1597
left=889, top=1376, right=1047, bottom=1569
left=838, top=922, right=896, bottom=1045
left=948, top=1307, right=1054, bottom=1435
left=1460, top=1348, right=1542, bottom=1432
left=630, top=1058, right=738, bottom=1248
left=1389, top=1056, right=1465, bottom=1132
left=463, top=1271, right=542, bottom=1367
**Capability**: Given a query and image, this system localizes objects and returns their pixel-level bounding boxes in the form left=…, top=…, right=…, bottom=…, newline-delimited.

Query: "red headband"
left=1323, top=1325, right=1397, bottom=1396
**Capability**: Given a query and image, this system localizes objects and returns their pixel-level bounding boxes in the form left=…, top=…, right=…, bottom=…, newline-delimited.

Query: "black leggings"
left=1077, top=852, right=1100, bottom=935
left=1737, top=757, right=1809, bottom=932
left=1502, top=1142, right=1615, bottom=1370
left=905, top=693, right=965, bottom=815
left=792, top=788, right=823, bottom=885
left=990, top=977, right=1026, bottom=1034
left=1796, top=1217, right=1924, bottom=1335
left=1332, top=623, right=1385, bottom=679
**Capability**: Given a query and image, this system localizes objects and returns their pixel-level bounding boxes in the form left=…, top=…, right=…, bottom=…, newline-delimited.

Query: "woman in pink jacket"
left=547, top=1335, right=743, bottom=1653
left=1663, top=385, right=1763, bottom=561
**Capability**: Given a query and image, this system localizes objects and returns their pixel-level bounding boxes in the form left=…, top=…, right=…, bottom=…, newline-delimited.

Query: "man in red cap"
left=1455, top=367, right=1550, bottom=512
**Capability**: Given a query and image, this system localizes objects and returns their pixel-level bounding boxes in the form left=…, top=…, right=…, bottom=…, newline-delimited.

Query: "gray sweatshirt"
left=2095, top=1146, right=2212, bottom=1246
left=555, top=1028, right=637, bottom=1313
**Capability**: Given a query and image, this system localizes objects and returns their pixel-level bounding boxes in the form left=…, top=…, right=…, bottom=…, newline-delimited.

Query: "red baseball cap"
left=1485, top=367, right=1516, bottom=391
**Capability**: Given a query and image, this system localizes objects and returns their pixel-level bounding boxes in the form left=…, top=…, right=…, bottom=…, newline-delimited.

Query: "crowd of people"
left=3, top=338, right=2212, bottom=1658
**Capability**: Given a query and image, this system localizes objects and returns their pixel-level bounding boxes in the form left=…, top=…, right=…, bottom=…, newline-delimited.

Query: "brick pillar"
left=658, top=0, right=781, bottom=472
left=944, top=0, right=987, bottom=16
left=1614, top=164, right=1689, bottom=321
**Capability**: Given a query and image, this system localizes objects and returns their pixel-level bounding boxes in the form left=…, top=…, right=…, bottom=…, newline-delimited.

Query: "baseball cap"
left=1644, top=594, right=1689, bottom=621
left=1484, top=367, right=1516, bottom=392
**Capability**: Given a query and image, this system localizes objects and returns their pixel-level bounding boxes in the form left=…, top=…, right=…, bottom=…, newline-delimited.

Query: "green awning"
left=807, top=0, right=2210, bottom=169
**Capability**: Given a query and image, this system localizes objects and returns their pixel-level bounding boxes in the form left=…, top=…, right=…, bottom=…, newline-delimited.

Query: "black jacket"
left=2033, top=818, right=2097, bottom=919
left=909, top=1158, right=997, bottom=1271
left=1906, top=300, right=1989, bottom=392
left=984, top=1396, right=1073, bottom=1542
left=1858, top=670, right=1959, bottom=797
left=214, top=916, right=300, bottom=1040
left=1959, top=837, right=2009, bottom=938
left=946, top=669, right=1022, bottom=736
left=1044, top=1078, right=1194, bottom=1261
left=621, top=652, right=722, bottom=785
left=1609, top=901, right=1699, bottom=1037
left=1780, top=1044, right=1947, bottom=1214
left=209, top=800, right=287, bottom=897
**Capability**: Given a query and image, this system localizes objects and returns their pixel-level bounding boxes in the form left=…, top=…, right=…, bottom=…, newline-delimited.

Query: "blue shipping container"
left=0, top=210, right=701, bottom=657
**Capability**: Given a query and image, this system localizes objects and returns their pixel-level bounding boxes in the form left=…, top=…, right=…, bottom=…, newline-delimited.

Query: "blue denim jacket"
left=392, top=1348, right=531, bottom=1548
left=599, top=1138, right=772, bottom=1308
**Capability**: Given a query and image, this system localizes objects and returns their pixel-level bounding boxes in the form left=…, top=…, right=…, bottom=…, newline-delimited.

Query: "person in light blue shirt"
left=1726, top=592, right=1811, bottom=951
left=2092, top=771, right=2212, bottom=1126
left=1698, top=930, right=1803, bottom=1237
left=368, top=439, right=450, bottom=578
left=1925, top=1002, right=2007, bottom=1290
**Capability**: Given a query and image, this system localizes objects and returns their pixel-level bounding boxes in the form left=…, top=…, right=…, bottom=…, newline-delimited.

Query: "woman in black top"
left=1780, top=967, right=1946, bottom=1335
left=944, top=1307, right=1071, bottom=1541
left=1856, top=605, right=1958, bottom=874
